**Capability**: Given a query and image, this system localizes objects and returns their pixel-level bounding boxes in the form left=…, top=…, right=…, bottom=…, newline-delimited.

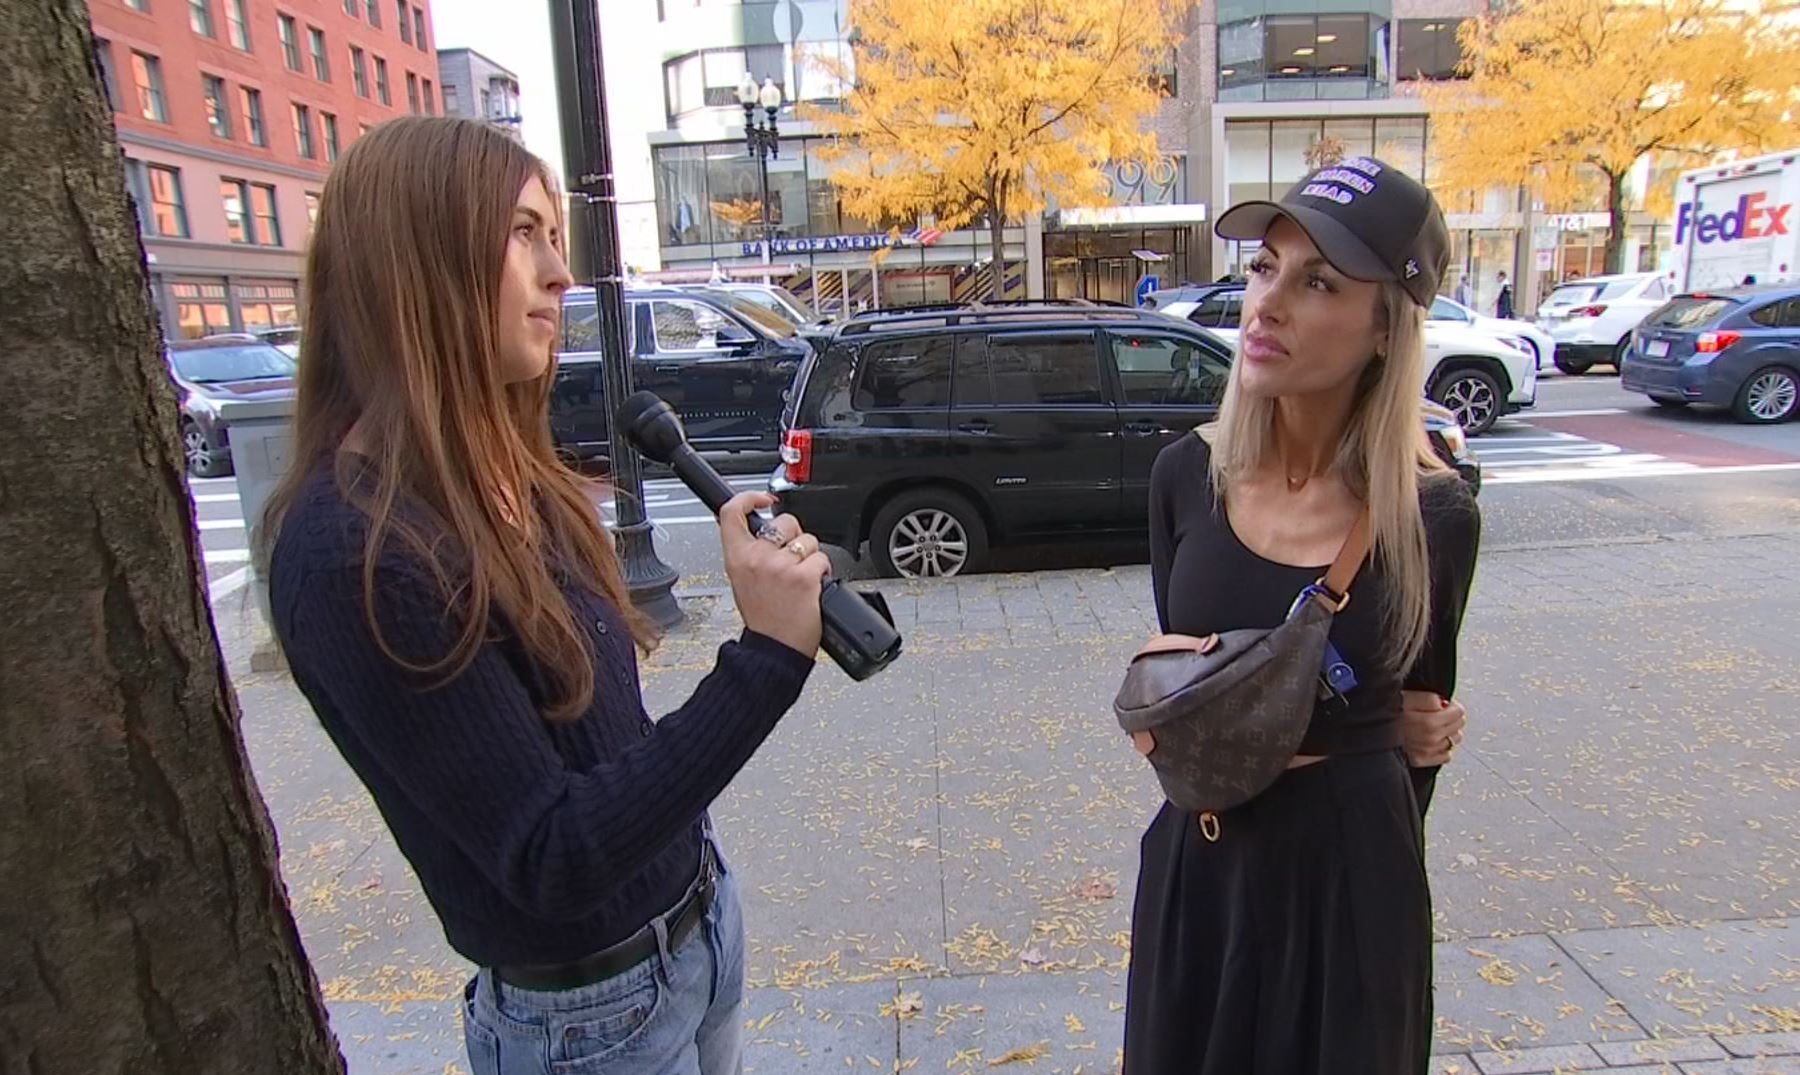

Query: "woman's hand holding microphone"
left=717, top=491, right=830, bottom=658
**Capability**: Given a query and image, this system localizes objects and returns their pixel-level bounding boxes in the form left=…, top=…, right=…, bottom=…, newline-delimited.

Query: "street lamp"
left=547, top=0, right=682, bottom=628
left=737, top=74, right=783, bottom=284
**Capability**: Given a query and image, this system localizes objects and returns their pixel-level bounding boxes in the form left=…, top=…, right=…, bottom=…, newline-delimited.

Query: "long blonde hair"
left=1206, top=282, right=1448, bottom=673
left=262, top=117, right=653, bottom=721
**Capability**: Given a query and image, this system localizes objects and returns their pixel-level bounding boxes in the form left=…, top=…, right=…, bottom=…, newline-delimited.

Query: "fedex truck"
left=1671, top=150, right=1800, bottom=291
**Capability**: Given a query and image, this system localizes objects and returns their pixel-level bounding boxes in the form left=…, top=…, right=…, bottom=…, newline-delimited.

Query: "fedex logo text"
left=1676, top=191, right=1792, bottom=245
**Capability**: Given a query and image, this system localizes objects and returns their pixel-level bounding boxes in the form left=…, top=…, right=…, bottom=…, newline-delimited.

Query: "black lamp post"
left=547, top=0, right=683, bottom=628
left=737, top=74, right=783, bottom=284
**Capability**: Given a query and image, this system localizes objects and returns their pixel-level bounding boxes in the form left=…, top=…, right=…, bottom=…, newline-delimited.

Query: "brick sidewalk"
left=222, top=530, right=1800, bottom=1074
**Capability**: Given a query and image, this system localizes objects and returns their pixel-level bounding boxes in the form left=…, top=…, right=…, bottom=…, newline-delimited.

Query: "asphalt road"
left=188, top=374, right=1800, bottom=602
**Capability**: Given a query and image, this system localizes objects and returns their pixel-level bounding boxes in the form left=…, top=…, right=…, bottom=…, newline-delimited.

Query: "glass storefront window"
left=705, top=148, right=765, bottom=246
left=1322, top=118, right=1375, bottom=161
left=170, top=279, right=232, bottom=339
left=1271, top=120, right=1319, bottom=189
left=655, top=144, right=710, bottom=246
left=1375, top=117, right=1425, bottom=180
left=1226, top=122, right=1272, bottom=207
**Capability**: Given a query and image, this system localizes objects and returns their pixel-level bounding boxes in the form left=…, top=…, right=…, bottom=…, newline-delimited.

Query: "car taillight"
left=780, top=428, right=813, bottom=484
left=1696, top=330, right=1742, bottom=353
left=1571, top=304, right=1608, bottom=317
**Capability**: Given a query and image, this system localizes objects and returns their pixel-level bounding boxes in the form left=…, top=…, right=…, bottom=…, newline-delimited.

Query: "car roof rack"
left=834, top=299, right=1149, bottom=336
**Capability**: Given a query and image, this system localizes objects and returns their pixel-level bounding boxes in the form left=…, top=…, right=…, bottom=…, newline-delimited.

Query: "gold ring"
left=787, top=541, right=808, bottom=558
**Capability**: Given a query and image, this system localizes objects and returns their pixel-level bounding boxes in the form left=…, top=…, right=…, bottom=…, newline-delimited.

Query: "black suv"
left=770, top=303, right=1478, bottom=578
left=551, top=286, right=812, bottom=462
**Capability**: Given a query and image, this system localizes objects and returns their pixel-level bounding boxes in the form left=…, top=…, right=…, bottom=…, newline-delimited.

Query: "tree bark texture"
left=0, top=3, right=345, bottom=1073
left=1605, top=171, right=1629, bottom=276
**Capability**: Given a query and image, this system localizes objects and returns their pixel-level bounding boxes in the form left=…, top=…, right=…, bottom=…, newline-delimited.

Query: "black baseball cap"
left=1215, top=157, right=1449, bottom=308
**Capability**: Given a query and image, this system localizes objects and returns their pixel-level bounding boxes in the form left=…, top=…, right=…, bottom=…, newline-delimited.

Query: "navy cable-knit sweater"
left=267, top=465, right=815, bottom=967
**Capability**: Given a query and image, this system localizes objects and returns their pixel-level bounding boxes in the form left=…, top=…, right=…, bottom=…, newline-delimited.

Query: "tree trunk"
left=1605, top=170, right=1630, bottom=275
left=988, top=212, right=1008, bottom=302
left=0, top=4, right=345, bottom=1073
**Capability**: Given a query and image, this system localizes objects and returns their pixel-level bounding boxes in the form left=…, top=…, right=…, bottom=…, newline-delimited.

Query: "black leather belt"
left=496, top=843, right=718, bottom=993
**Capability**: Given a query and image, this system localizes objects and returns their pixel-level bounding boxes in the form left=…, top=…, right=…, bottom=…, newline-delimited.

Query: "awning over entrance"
left=1053, top=203, right=1209, bottom=229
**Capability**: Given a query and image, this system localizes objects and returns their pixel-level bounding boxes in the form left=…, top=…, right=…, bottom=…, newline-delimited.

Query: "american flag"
left=903, top=226, right=944, bottom=247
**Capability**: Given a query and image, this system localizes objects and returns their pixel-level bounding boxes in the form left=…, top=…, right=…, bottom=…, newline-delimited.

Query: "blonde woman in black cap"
left=1124, top=158, right=1481, bottom=1073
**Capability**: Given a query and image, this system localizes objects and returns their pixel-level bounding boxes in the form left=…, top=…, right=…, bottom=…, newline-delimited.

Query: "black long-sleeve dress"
left=1123, top=432, right=1479, bottom=1075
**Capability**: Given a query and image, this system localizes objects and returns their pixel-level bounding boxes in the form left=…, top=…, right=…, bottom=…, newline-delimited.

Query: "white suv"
left=1430, top=295, right=1556, bottom=374
left=1195, top=320, right=1536, bottom=435
left=1537, top=272, right=1672, bottom=375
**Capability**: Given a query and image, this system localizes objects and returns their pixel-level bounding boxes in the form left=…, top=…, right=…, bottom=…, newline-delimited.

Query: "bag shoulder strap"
left=1321, top=508, right=1373, bottom=601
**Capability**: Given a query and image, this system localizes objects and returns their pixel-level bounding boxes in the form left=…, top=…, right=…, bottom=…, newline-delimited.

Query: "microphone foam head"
left=617, top=391, right=686, bottom=463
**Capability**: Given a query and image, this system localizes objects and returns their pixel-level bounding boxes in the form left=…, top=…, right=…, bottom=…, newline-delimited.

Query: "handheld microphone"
left=618, top=391, right=903, bottom=681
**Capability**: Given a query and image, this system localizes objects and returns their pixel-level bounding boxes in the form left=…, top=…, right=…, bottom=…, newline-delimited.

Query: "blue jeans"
left=462, top=852, right=745, bottom=1075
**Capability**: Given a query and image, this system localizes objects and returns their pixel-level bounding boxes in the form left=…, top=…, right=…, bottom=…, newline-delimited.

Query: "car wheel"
left=1430, top=367, right=1503, bottom=437
left=182, top=421, right=231, bottom=478
left=1554, top=355, right=1592, bottom=375
left=1612, top=340, right=1630, bottom=372
left=869, top=488, right=989, bottom=579
left=1734, top=366, right=1800, bottom=424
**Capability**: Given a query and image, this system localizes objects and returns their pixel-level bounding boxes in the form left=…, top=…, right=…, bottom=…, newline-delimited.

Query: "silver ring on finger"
left=760, top=527, right=789, bottom=547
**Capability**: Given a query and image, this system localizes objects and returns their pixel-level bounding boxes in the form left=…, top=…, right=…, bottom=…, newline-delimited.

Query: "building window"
left=343, top=0, right=358, bottom=15
left=367, top=0, right=380, bottom=27
left=222, top=179, right=283, bottom=245
left=421, top=77, right=434, bottom=114
left=308, top=27, right=330, bottom=81
left=479, top=87, right=491, bottom=118
left=322, top=112, right=340, bottom=160
left=412, top=6, right=425, bottom=47
left=278, top=15, right=301, bottom=71
left=94, top=38, right=121, bottom=111
left=240, top=86, right=266, bottom=145
left=127, top=160, right=190, bottom=237
left=201, top=74, right=232, bottom=138
left=1218, top=14, right=1388, bottom=102
left=226, top=0, right=250, bottom=49
left=351, top=46, right=369, bottom=97
left=188, top=0, right=214, bottom=38
left=406, top=71, right=419, bottom=113
left=292, top=102, right=315, bottom=158
left=1397, top=19, right=1469, bottom=81
left=1153, top=49, right=1178, bottom=97
left=663, top=47, right=786, bottom=123
left=656, top=143, right=711, bottom=245
left=443, top=84, right=458, bottom=113
left=235, top=280, right=299, bottom=329
left=221, top=178, right=251, bottom=243
left=130, top=51, right=167, bottom=122
left=304, top=191, right=320, bottom=235
left=171, top=280, right=234, bottom=338
left=397, top=0, right=411, bottom=43
left=252, top=183, right=282, bottom=245
left=125, top=0, right=148, bottom=11
left=374, top=56, right=390, bottom=104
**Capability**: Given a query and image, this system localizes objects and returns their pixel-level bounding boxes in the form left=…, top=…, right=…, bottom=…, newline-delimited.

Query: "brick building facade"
left=91, top=0, right=442, bottom=338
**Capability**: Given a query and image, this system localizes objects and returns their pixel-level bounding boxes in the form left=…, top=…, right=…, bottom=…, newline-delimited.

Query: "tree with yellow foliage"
left=805, top=0, right=1182, bottom=298
left=1425, top=0, right=1800, bottom=274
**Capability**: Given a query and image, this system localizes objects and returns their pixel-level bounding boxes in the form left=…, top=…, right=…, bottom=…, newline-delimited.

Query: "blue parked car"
left=1623, top=285, right=1800, bottom=423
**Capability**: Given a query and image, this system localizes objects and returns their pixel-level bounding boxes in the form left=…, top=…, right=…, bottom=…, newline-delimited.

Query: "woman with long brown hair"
left=263, top=117, right=829, bottom=1075
left=1123, top=159, right=1480, bottom=1072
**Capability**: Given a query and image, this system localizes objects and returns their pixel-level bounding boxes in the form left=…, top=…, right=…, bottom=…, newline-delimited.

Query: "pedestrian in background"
left=1455, top=273, right=1473, bottom=307
left=1124, top=159, right=1481, bottom=1074
left=260, top=117, right=832, bottom=1075
left=1495, top=271, right=1516, bottom=318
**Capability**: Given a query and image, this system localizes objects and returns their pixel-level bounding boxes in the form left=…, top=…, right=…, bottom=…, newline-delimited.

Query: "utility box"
left=216, top=397, right=296, bottom=631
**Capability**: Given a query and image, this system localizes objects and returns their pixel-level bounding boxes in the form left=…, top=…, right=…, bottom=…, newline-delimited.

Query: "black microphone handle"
left=666, top=443, right=773, bottom=536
